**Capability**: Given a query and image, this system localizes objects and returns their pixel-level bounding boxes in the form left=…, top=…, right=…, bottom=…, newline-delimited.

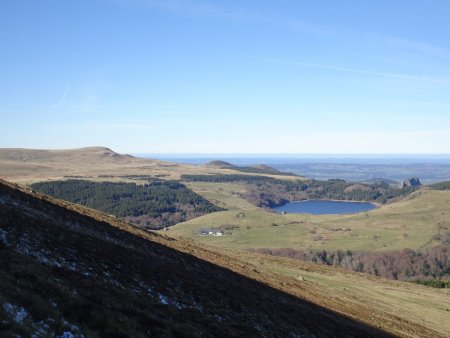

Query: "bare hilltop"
left=0, top=147, right=298, bottom=183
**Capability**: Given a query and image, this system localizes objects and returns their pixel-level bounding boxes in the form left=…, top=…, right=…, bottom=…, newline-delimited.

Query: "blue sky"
left=1, top=0, right=450, bottom=154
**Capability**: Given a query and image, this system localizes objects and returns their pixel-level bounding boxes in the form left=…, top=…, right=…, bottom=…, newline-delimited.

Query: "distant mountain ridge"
left=0, top=147, right=301, bottom=183
left=0, top=146, right=150, bottom=182
left=205, top=160, right=236, bottom=168
left=0, top=146, right=130, bottom=161
left=205, top=160, right=296, bottom=176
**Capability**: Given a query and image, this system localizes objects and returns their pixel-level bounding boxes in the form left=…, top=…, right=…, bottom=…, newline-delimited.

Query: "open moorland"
left=1, top=147, right=450, bottom=337
left=0, top=147, right=299, bottom=184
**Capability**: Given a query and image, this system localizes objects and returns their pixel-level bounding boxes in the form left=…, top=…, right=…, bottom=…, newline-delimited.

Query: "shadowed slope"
left=0, top=180, right=392, bottom=337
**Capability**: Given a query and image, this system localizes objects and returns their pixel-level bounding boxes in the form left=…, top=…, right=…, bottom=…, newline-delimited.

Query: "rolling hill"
left=204, top=160, right=237, bottom=168
left=0, top=147, right=300, bottom=184
left=0, top=147, right=185, bottom=183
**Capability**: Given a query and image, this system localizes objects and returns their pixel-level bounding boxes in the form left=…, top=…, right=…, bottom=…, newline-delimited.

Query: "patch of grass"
left=185, top=182, right=258, bottom=211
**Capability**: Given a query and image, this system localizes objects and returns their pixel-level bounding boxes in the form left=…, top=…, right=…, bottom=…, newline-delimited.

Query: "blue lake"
left=273, top=200, right=376, bottom=215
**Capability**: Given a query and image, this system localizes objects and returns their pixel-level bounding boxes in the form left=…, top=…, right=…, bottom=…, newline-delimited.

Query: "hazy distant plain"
left=138, top=154, right=450, bottom=183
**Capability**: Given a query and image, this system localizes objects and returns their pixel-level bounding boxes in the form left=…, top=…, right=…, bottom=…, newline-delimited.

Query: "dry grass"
left=0, top=147, right=301, bottom=184
left=219, top=249, right=450, bottom=338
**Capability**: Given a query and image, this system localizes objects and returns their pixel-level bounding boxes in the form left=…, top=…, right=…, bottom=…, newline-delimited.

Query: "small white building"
left=199, top=228, right=224, bottom=236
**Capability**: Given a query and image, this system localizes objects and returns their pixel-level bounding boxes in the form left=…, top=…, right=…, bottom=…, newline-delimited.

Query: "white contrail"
left=48, top=84, right=70, bottom=111
left=260, top=58, right=450, bottom=85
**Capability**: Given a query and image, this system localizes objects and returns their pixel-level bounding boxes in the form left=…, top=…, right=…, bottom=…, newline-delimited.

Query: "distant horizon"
left=135, top=153, right=450, bottom=158
left=3, top=146, right=450, bottom=157
left=136, top=152, right=450, bottom=182
left=136, top=152, right=450, bottom=166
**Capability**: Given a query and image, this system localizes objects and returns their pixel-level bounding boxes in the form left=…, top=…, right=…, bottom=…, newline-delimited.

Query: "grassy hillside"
left=170, top=189, right=450, bottom=252
left=233, top=250, right=450, bottom=337
left=430, top=180, right=450, bottom=190
left=184, top=182, right=260, bottom=211
left=0, top=147, right=300, bottom=184
left=1, top=180, right=449, bottom=337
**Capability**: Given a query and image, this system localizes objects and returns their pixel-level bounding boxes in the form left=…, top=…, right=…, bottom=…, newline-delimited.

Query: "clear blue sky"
left=1, top=0, right=450, bottom=154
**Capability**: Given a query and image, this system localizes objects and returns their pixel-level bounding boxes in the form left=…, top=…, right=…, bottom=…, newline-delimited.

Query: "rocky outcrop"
left=398, top=177, right=422, bottom=188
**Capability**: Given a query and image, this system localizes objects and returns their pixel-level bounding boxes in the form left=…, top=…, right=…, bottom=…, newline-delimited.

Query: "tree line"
left=181, top=174, right=417, bottom=208
left=249, top=232, right=450, bottom=287
left=31, top=180, right=223, bottom=229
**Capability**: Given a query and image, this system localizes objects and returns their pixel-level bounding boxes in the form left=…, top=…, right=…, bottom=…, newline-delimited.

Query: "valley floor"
left=171, top=183, right=449, bottom=252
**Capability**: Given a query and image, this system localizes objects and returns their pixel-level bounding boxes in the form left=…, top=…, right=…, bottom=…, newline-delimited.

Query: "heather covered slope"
left=0, top=180, right=392, bottom=337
